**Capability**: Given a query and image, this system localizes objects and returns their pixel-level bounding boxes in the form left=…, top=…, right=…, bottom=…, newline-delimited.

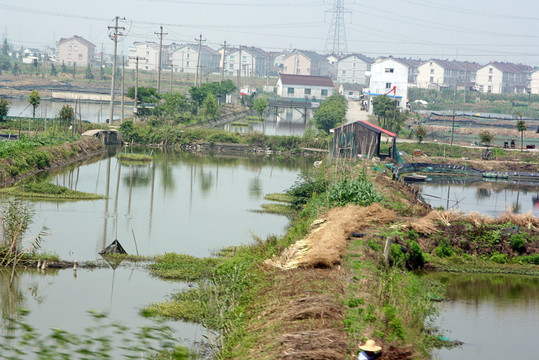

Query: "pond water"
left=7, top=97, right=133, bottom=124
left=411, top=176, right=539, bottom=216
left=222, top=108, right=312, bottom=136
left=0, top=149, right=312, bottom=356
left=425, top=272, right=539, bottom=360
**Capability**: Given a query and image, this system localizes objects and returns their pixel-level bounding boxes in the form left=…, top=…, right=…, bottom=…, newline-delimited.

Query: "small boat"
left=403, top=174, right=427, bottom=182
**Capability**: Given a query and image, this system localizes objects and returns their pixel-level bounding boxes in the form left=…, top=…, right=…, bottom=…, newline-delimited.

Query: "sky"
left=1, top=0, right=539, bottom=66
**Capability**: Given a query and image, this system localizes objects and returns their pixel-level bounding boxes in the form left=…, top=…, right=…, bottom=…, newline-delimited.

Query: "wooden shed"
left=330, top=120, right=397, bottom=160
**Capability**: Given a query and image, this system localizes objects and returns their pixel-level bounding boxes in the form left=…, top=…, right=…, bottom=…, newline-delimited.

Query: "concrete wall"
left=368, top=59, right=408, bottom=111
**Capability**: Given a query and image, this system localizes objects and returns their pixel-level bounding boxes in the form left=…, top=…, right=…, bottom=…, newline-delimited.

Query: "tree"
left=59, top=104, right=74, bottom=133
left=313, top=94, right=347, bottom=134
left=1, top=39, right=9, bottom=56
left=203, top=93, right=218, bottom=120
left=0, top=98, right=10, bottom=122
left=479, top=130, right=494, bottom=146
left=126, top=86, right=161, bottom=104
left=50, top=63, right=57, bottom=76
left=72, top=63, right=76, bottom=79
left=99, top=64, right=105, bottom=80
left=61, top=60, right=67, bottom=73
left=253, top=97, right=269, bottom=119
left=516, top=118, right=527, bottom=152
left=372, top=95, right=400, bottom=131
left=85, top=64, right=94, bottom=79
left=28, top=90, right=40, bottom=136
left=11, top=63, right=18, bottom=76
left=415, top=125, right=427, bottom=143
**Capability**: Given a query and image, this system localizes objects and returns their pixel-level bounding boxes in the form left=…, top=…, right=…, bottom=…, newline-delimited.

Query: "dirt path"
left=346, top=101, right=370, bottom=124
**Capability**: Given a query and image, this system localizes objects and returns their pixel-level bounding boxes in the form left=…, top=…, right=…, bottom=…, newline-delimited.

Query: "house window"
left=479, top=85, right=484, bottom=91
left=488, top=86, right=492, bottom=92
left=230, top=55, right=234, bottom=60
left=187, top=53, right=190, bottom=58
left=74, top=46, right=78, bottom=51
left=353, top=63, right=356, bottom=68
left=341, top=70, right=346, bottom=75
left=488, top=76, right=492, bottom=82
left=242, top=56, right=246, bottom=61
left=489, top=68, right=493, bottom=73
left=229, top=64, right=234, bottom=69
left=305, top=88, right=311, bottom=95
left=78, top=54, right=83, bottom=60
left=68, top=45, right=72, bottom=50
left=430, top=77, right=434, bottom=82
left=349, top=92, right=353, bottom=95
left=186, top=61, right=190, bottom=66
left=68, top=53, right=72, bottom=59
left=430, top=69, right=434, bottom=74
left=146, top=51, right=149, bottom=55
left=429, top=61, right=433, bottom=66
left=288, top=87, right=294, bottom=95
left=385, top=82, right=392, bottom=89
left=145, top=66, right=148, bottom=70
left=321, top=89, right=328, bottom=96
left=385, top=68, right=394, bottom=73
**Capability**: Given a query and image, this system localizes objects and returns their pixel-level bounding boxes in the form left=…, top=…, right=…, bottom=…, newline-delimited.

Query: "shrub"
left=509, top=234, right=526, bottom=253
left=490, top=252, right=508, bottom=264
left=327, top=175, right=382, bottom=207
left=406, top=241, right=425, bottom=269
left=434, top=241, right=454, bottom=258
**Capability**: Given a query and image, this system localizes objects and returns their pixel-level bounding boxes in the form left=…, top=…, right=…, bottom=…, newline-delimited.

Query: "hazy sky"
left=1, top=0, right=538, bottom=66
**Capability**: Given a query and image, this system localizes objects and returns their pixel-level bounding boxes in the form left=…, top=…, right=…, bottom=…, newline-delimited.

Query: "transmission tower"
left=324, top=0, right=350, bottom=55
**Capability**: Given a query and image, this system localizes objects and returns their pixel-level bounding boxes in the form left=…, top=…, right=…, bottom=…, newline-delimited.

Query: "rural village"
left=0, top=1, right=538, bottom=360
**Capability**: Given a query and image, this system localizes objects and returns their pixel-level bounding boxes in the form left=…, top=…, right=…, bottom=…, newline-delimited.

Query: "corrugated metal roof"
left=357, top=120, right=396, bottom=137
left=279, top=73, right=334, bottom=87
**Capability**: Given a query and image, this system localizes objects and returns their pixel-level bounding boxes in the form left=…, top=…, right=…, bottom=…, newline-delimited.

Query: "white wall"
left=368, top=59, right=408, bottom=111
left=531, top=71, right=539, bottom=95
left=127, top=43, right=161, bottom=71
left=337, top=56, right=370, bottom=84
left=476, top=65, right=503, bottom=93
left=416, top=61, right=445, bottom=89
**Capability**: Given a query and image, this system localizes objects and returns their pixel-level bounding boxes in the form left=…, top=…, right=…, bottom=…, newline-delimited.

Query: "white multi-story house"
left=326, top=54, right=341, bottom=79
left=169, top=44, right=220, bottom=74
left=276, top=73, right=334, bottom=100
left=416, top=59, right=481, bottom=89
left=476, top=62, right=532, bottom=94
left=282, top=50, right=329, bottom=77
left=127, top=41, right=168, bottom=71
left=57, top=35, right=95, bottom=67
left=337, top=53, right=373, bottom=85
left=531, top=69, right=539, bottom=94
left=366, top=58, right=409, bottom=113
left=224, top=47, right=267, bottom=77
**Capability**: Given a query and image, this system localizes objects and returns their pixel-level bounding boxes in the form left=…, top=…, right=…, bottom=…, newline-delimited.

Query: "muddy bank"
left=0, top=137, right=106, bottom=188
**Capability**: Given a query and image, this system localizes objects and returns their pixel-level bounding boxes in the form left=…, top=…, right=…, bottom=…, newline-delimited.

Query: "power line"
left=324, top=0, right=350, bottom=54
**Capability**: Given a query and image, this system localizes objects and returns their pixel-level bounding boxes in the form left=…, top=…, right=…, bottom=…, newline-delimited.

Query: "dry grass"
left=265, top=204, right=396, bottom=269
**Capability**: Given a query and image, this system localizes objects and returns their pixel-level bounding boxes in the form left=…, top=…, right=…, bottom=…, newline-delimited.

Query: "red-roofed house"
left=277, top=73, right=334, bottom=100
left=330, top=120, right=397, bottom=160
left=57, top=35, right=95, bottom=66
left=476, top=62, right=532, bottom=94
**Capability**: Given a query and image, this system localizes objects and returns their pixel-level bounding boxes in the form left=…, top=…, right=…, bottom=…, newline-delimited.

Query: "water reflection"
left=424, top=272, right=539, bottom=360
left=222, top=108, right=314, bottom=136
left=413, top=176, right=539, bottom=216
left=8, top=149, right=310, bottom=261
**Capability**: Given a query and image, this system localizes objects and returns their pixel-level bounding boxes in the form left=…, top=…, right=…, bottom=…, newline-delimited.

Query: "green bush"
left=509, top=234, right=526, bottom=253
left=407, top=241, right=425, bottom=269
left=434, top=241, right=454, bottom=258
left=327, top=175, right=382, bottom=207
left=490, top=252, right=508, bottom=264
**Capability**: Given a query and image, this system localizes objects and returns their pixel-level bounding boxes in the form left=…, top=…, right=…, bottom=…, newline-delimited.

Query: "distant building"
left=326, top=54, right=341, bottom=79
left=337, top=53, right=373, bottom=85
left=416, top=59, right=481, bottom=89
left=339, top=83, right=365, bottom=100
left=127, top=41, right=168, bottom=71
left=224, top=46, right=268, bottom=77
left=169, top=43, right=220, bottom=74
left=476, top=62, right=532, bottom=94
left=366, top=58, right=409, bottom=113
left=376, top=57, right=422, bottom=85
left=276, top=73, right=334, bottom=100
left=57, top=35, right=95, bottom=66
left=282, top=50, right=329, bottom=76
left=531, top=69, right=539, bottom=95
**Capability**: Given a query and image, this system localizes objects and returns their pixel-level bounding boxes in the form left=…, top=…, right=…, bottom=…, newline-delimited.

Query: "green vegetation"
left=372, top=94, right=408, bottom=134
left=0, top=98, right=9, bottom=122
left=313, top=94, right=347, bottom=133
left=253, top=97, right=269, bottom=119
left=264, top=192, right=292, bottom=203
left=0, top=182, right=105, bottom=201
left=327, top=173, right=383, bottom=207
left=148, top=253, right=222, bottom=281
left=0, top=310, right=191, bottom=359
left=117, top=152, right=153, bottom=162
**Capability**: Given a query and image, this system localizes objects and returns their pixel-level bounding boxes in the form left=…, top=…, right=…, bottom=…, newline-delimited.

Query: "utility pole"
left=194, top=34, right=205, bottom=87
left=220, top=40, right=227, bottom=84
left=237, top=45, right=242, bottom=102
left=129, top=56, right=145, bottom=118
left=154, top=26, right=167, bottom=93
left=108, top=16, right=125, bottom=124
left=170, top=64, right=174, bottom=92
left=450, top=79, right=457, bottom=146
left=121, top=56, right=124, bottom=124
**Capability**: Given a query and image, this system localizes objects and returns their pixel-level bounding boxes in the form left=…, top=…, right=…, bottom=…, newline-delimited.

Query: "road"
left=346, top=100, right=370, bottom=124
